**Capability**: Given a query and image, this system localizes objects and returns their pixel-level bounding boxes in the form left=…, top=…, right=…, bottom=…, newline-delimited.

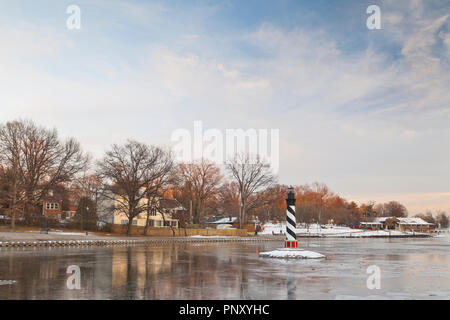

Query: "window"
left=121, top=220, right=128, bottom=225
left=46, top=203, right=59, bottom=210
left=132, top=220, right=138, bottom=226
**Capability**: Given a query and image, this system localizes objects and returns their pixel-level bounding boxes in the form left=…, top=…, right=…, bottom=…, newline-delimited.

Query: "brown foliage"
left=177, top=159, right=222, bottom=224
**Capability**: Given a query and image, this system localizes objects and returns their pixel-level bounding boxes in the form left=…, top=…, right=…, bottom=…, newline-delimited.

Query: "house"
left=42, top=190, right=63, bottom=220
left=61, top=204, right=78, bottom=221
left=359, top=221, right=382, bottom=229
left=158, top=198, right=186, bottom=226
left=112, top=196, right=182, bottom=228
left=96, top=190, right=115, bottom=224
left=361, top=217, right=435, bottom=232
left=394, top=217, right=435, bottom=232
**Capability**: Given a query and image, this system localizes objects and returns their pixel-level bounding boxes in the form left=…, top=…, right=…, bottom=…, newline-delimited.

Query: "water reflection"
left=287, top=277, right=296, bottom=300
left=0, top=238, right=449, bottom=299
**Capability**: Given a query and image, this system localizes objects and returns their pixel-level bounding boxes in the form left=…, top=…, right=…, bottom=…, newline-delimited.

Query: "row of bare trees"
left=0, top=119, right=277, bottom=234
left=2, top=119, right=447, bottom=234
left=414, top=211, right=449, bottom=228
left=96, top=142, right=276, bottom=233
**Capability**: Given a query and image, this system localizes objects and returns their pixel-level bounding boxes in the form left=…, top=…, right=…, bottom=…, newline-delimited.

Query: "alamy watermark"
left=366, top=265, right=381, bottom=290
left=366, top=5, right=381, bottom=30
left=66, top=265, right=81, bottom=290
left=171, top=121, right=280, bottom=173
left=66, top=5, right=81, bottom=30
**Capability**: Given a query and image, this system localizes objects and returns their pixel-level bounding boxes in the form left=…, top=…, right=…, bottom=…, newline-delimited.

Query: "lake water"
left=0, top=237, right=449, bottom=300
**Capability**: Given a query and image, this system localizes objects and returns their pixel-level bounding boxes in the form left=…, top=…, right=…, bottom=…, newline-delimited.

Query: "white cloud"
left=1, top=1, right=450, bottom=213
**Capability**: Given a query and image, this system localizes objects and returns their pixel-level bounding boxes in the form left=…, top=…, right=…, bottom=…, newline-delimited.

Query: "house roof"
left=43, top=195, right=63, bottom=202
left=397, top=217, right=433, bottom=225
left=159, top=198, right=185, bottom=211
left=373, top=217, right=432, bottom=225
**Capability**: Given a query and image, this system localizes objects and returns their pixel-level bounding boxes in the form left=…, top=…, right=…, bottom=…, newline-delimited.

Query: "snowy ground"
left=259, top=248, right=325, bottom=259
left=189, top=235, right=230, bottom=239
left=260, top=223, right=432, bottom=237
left=26, top=230, right=88, bottom=236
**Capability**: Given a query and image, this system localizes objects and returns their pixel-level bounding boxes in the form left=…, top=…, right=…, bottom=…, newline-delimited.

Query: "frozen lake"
left=0, top=237, right=449, bottom=299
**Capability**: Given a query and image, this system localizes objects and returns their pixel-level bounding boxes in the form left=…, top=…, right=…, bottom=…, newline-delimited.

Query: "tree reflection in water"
left=1, top=238, right=450, bottom=299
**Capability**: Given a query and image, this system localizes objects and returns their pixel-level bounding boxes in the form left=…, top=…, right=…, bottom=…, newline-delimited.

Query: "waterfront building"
left=361, top=217, right=435, bottom=232
left=112, top=196, right=182, bottom=228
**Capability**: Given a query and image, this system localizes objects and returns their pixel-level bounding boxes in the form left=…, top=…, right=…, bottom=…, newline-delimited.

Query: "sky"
left=0, top=0, right=449, bottom=214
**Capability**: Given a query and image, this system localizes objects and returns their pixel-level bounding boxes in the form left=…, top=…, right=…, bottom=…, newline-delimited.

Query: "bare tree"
left=19, top=121, right=89, bottom=219
left=226, top=153, right=276, bottom=229
left=143, top=152, right=177, bottom=235
left=0, top=121, right=25, bottom=228
left=178, top=159, right=222, bottom=224
left=375, top=201, right=408, bottom=218
left=436, top=211, right=449, bottom=229
left=97, top=140, right=174, bottom=235
left=0, top=119, right=89, bottom=225
left=72, top=172, right=103, bottom=210
left=217, top=181, right=240, bottom=220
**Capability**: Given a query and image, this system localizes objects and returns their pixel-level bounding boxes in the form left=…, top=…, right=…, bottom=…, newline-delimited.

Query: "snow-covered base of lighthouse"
left=259, top=248, right=325, bottom=259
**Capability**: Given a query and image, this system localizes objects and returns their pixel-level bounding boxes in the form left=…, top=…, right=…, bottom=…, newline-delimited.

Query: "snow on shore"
left=260, top=223, right=431, bottom=237
left=189, top=235, right=229, bottom=238
left=261, top=223, right=363, bottom=236
left=26, top=230, right=88, bottom=236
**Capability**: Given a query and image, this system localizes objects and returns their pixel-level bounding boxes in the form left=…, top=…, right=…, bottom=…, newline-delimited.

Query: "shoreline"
left=0, top=236, right=282, bottom=248
left=0, top=230, right=283, bottom=248
left=296, top=234, right=433, bottom=238
left=0, top=229, right=440, bottom=248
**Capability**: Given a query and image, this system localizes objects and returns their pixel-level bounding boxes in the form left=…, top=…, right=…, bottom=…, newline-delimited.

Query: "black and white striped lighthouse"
left=285, top=186, right=298, bottom=248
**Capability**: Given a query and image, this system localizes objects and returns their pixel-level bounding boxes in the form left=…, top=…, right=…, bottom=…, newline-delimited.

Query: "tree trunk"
left=238, top=202, right=242, bottom=229
left=189, top=200, right=192, bottom=226
left=144, top=197, right=151, bottom=236
left=241, top=201, right=246, bottom=230
left=238, top=197, right=246, bottom=230
left=160, top=209, right=175, bottom=237
left=127, top=216, right=133, bottom=236
left=10, top=178, right=18, bottom=229
left=193, top=200, right=199, bottom=224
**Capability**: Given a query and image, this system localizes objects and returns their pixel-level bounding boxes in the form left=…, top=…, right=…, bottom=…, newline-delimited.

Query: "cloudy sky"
left=1, top=0, right=449, bottom=214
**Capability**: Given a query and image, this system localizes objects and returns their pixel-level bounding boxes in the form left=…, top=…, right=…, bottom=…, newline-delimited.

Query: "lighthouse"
left=259, top=185, right=325, bottom=259
left=285, top=186, right=298, bottom=248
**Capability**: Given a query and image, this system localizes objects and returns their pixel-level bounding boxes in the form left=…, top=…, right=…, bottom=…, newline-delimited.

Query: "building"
left=61, top=204, right=78, bottom=221
left=359, top=221, right=382, bottom=229
left=42, top=190, right=63, bottom=220
left=96, top=190, right=115, bottom=224
left=112, top=196, right=182, bottom=228
left=361, top=217, right=435, bottom=232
